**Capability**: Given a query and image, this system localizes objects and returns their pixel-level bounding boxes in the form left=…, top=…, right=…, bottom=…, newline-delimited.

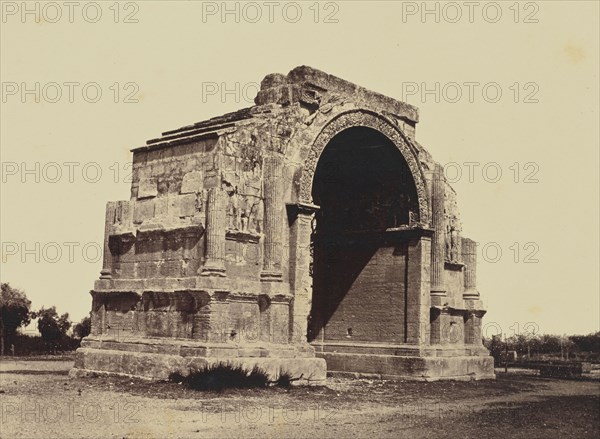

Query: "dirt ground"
left=0, top=359, right=598, bottom=439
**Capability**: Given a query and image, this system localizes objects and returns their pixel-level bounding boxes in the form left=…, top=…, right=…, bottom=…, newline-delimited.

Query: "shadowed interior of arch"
left=308, top=126, right=419, bottom=344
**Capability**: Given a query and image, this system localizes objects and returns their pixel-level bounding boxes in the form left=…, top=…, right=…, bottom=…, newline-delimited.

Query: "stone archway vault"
left=287, top=110, right=433, bottom=349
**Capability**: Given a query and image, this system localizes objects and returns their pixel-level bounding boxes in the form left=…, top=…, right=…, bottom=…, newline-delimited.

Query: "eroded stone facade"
left=71, top=66, right=494, bottom=382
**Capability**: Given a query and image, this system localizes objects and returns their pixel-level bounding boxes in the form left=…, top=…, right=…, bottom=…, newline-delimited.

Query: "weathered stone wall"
left=78, top=66, right=493, bottom=382
left=311, top=242, right=408, bottom=344
left=97, top=95, right=478, bottom=348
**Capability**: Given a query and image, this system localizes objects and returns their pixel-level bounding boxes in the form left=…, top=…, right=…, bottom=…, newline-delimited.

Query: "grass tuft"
left=168, top=363, right=276, bottom=392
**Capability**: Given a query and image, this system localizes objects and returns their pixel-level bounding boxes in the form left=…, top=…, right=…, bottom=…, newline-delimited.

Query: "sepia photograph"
left=1, top=1, right=599, bottom=438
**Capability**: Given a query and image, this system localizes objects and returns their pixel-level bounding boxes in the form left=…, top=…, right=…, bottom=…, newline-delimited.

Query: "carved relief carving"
left=225, top=187, right=263, bottom=235
left=222, top=152, right=264, bottom=237
left=444, top=187, right=462, bottom=263
left=250, top=117, right=294, bottom=156
left=445, top=216, right=462, bottom=262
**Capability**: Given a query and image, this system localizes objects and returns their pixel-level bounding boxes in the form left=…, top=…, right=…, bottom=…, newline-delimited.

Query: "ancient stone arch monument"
left=71, top=66, right=494, bottom=382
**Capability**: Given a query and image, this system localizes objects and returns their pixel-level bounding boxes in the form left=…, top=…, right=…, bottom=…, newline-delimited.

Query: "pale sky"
left=1, top=1, right=598, bottom=336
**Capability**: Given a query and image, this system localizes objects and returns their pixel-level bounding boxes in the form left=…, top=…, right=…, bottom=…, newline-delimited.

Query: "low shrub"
left=169, top=364, right=297, bottom=391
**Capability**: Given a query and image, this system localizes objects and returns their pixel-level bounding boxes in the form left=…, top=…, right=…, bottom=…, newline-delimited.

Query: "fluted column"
left=430, top=164, right=446, bottom=303
left=261, top=156, right=284, bottom=282
left=453, top=225, right=462, bottom=263
left=462, top=237, right=484, bottom=346
left=99, top=201, right=116, bottom=279
left=201, top=187, right=226, bottom=277
left=462, top=237, right=479, bottom=299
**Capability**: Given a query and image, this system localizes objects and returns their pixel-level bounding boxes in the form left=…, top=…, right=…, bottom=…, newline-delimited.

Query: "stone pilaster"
left=258, top=294, right=273, bottom=343
left=430, top=308, right=448, bottom=345
left=270, top=295, right=291, bottom=344
left=462, top=237, right=479, bottom=300
left=430, top=164, right=446, bottom=305
left=207, top=292, right=231, bottom=342
left=261, top=156, right=284, bottom=281
left=90, top=293, right=105, bottom=336
left=201, top=187, right=227, bottom=277
left=100, top=202, right=116, bottom=279
left=452, top=226, right=462, bottom=263
left=462, top=237, right=485, bottom=346
left=287, top=202, right=319, bottom=343
left=191, top=291, right=212, bottom=341
left=405, top=235, right=432, bottom=346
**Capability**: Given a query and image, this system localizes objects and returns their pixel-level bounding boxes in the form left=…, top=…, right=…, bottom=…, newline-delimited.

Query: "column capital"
left=286, top=202, right=320, bottom=222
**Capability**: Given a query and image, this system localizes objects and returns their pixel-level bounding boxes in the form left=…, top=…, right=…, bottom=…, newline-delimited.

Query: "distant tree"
left=570, top=332, right=600, bottom=353
left=528, top=335, right=542, bottom=357
left=561, top=337, right=576, bottom=360
left=73, top=315, right=91, bottom=339
left=538, top=334, right=561, bottom=354
left=501, top=333, right=537, bottom=358
left=0, top=283, right=32, bottom=356
left=36, top=307, right=71, bottom=347
left=487, top=334, right=504, bottom=364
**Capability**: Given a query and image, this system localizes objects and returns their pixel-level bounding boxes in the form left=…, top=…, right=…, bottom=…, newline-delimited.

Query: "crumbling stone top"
left=133, top=66, right=419, bottom=153
left=255, top=66, right=419, bottom=123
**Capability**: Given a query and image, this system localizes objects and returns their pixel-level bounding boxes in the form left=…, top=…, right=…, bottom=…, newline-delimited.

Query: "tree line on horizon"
left=484, top=332, right=600, bottom=363
left=0, top=282, right=91, bottom=356
left=1, top=282, right=599, bottom=360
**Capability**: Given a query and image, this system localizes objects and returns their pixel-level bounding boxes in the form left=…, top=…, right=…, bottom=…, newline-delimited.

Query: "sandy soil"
left=0, top=359, right=598, bottom=438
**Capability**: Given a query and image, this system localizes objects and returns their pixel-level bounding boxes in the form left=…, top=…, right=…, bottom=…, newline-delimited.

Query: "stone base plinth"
left=69, top=338, right=326, bottom=385
left=313, top=342, right=495, bottom=381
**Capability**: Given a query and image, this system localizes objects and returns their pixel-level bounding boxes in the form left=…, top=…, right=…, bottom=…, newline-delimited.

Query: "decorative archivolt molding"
left=298, top=110, right=430, bottom=225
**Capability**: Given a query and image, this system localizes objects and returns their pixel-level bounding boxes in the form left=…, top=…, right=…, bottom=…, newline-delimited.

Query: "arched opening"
left=308, top=126, right=419, bottom=344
